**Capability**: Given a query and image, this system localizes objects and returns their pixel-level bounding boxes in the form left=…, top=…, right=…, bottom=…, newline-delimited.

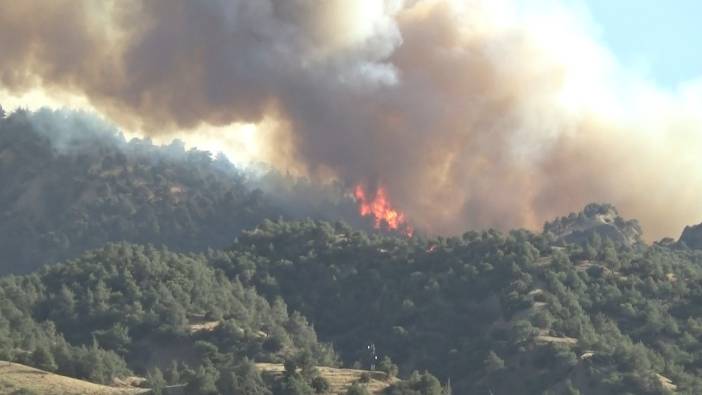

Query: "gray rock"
left=544, top=203, right=643, bottom=247
left=679, top=223, right=702, bottom=249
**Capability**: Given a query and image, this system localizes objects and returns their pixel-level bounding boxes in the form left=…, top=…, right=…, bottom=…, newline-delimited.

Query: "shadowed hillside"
left=0, top=109, right=360, bottom=275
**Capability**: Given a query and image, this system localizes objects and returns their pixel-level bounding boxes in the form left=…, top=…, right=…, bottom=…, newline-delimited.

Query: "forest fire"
left=353, top=184, right=413, bottom=236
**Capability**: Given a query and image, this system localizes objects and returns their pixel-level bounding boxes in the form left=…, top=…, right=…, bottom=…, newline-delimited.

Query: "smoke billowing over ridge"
left=2, top=0, right=702, bottom=239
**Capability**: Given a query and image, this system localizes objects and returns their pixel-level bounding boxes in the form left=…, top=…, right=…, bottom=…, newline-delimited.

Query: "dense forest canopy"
left=208, top=218, right=702, bottom=394
left=4, top=212, right=702, bottom=393
left=0, top=108, right=362, bottom=275
left=4, top=108, right=702, bottom=394
left=0, top=242, right=340, bottom=394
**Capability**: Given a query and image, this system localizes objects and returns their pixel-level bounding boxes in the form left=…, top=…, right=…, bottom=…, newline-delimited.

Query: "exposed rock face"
left=544, top=203, right=643, bottom=247
left=679, top=223, right=702, bottom=249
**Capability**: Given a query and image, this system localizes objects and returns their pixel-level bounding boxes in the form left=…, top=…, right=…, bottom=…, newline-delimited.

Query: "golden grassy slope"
left=0, top=362, right=148, bottom=395
left=256, top=363, right=396, bottom=394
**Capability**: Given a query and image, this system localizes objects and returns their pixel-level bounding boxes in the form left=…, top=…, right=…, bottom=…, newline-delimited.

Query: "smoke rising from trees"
left=3, top=0, right=702, bottom=239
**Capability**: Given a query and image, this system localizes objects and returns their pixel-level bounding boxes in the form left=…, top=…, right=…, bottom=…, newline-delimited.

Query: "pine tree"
left=185, top=364, right=219, bottom=395
left=484, top=351, right=505, bottom=373
left=345, top=383, right=371, bottom=395
left=147, top=367, right=166, bottom=395
left=31, top=345, right=57, bottom=372
left=311, top=376, right=331, bottom=394
left=165, top=360, right=181, bottom=384
left=377, top=356, right=399, bottom=378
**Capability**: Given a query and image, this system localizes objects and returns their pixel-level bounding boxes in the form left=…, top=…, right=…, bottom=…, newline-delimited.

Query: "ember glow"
left=354, top=184, right=413, bottom=236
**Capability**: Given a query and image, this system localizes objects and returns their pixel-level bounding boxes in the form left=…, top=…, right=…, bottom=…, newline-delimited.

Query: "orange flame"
left=354, top=184, right=413, bottom=236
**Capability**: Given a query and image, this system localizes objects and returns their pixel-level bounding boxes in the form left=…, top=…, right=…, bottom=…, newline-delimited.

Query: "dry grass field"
left=256, top=362, right=396, bottom=394
left=0, top=362, right=149, bottom=395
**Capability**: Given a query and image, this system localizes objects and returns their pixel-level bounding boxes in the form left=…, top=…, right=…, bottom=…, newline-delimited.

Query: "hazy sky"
left=585, top=0, right=702, bottom=87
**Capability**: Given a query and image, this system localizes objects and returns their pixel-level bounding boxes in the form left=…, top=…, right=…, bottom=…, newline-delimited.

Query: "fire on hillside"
left=354, top=184, right=413, bottom=237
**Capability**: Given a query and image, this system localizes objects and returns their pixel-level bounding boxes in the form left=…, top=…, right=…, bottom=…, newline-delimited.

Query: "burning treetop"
left=354, top=184, right=413, bottom=236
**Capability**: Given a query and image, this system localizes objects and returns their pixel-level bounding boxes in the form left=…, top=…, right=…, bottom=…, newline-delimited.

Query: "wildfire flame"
left=354, top=184, right=413, bottom=236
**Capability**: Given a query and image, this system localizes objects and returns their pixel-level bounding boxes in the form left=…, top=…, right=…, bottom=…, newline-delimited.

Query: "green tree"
left=377, top=356, right=399, bottom=378
left=385, top=371, right=443, bottom=395
left=277, top=373, right=315, bottom=395
left=93, top=324, right=131, bottom=355
left=511, top=320, right=538, bottom=347
left=31, top=345, right=57, bottom=372
left=194, top=341, right=220, bottom=364
left=218, top=360, right=271, bottom=395
left=311, top=376, right=331, bottom=394
left=185, top=364, right=219, bottom=395
left=296, top=351, right=318, bottom=380
left=484, top=351, right=505, bottom=373
left=165, top=360, right=181, bottom=384
left=563, top=379, right=581, bottom=395
left=345, top=383, right=371, bottom=395
left=146, top=367, right=167, bottom=395
left=284, top=358, right=299, bottom=377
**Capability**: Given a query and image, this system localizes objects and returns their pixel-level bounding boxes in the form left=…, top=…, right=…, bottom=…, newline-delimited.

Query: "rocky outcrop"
left=679, top=223, right=702, bottom=249
left=544, top=203, right=643, bottom=247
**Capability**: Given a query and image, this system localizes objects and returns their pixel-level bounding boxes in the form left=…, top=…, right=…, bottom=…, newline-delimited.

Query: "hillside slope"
left=256, top=363, right=396, bottom=394
left=0, top=243, right=337, bottom=394
left=209, top=214, right=702, bottom=394
left=0, top=361, right=147, bottom=395
left=0, top=109, right=361, bottom=275
left=5, top=211, right=702, bottom=393
left=0, top=109, right=273, bottom=274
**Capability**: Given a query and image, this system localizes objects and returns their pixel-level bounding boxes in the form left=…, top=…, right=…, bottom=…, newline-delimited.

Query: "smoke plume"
left=2, top=0, right=702, bottom=239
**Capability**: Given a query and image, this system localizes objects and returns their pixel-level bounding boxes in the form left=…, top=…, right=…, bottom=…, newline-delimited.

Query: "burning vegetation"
left=354, top=184, right=413, bottom=237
